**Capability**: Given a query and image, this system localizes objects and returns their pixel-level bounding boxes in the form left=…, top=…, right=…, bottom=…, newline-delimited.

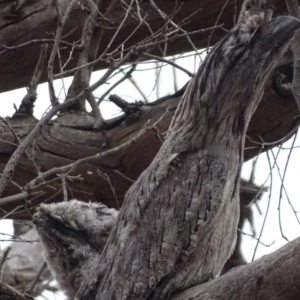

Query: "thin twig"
left=0, top=48, right=138, bottom=198
left=207, top=0, right=229, bottom=50
left=53, top=25, right=223, bottom=79
left=97, top=170, right=120, bottom=208
left=48, top=0, right=76, bottom=106
left=251, top=150, right=275, bottom=261
left=25, top=262, right=48, bottom=296
left=0, top=239, right=39, bottom=243
left=97, top=65, right=137, bottom=105
left=122, top=68, right=149, bottom=103
left=60, top=173, right=68, bottom=202
left=271, top=140, right=300, bottom=225
left=237, top=228, right=275, bottom=247
left=100, top=0, right=135, bottom=58
left=272, top=131, right=300, bottom=222
left=4, top=120, right=40, bottom=175
left=149, top=0, right=201, bottom=57
left=0, top=39, right=81, bottom=55
left=246, top=128, right=298, bottom=147
left=142, top=53, right=194, bottom=77
left=14, top=44, right=49, bottom=117
left=113, top=169, right=135, bottom=183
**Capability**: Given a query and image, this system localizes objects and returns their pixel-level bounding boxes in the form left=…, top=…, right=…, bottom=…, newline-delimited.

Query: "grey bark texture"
left=68, top=13, right=300, bottom=300
left=2, top=1, right=300, bottom=300
left=31, top=180, right=260, bottom=298
left=0, top=0, right=299, bottom=219
left=0, top=0, right=286, bottom=93
left=0, top=79, right=298, bottom=219
left=171, top=235, right=300, bottom=300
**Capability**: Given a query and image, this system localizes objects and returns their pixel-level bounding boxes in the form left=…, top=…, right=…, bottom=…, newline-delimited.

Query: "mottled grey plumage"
left=75, top=12, right=299, bottom=300
left=33, top=7, right=300, bottom=300
left=223, top=15, right=262, bottom=60
left=33, top=200, right=118, bottom=299
left=238, top=0, right=274, bottom=24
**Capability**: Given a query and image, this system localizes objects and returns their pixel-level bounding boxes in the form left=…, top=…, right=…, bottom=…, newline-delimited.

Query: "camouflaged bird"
left=34, top=200, right=118, bottom=299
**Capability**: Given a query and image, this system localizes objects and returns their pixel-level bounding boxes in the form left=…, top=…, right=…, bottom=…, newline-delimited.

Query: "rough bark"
left=0, top=68, right=298, bottom=219
left=30, top=198, right=300, bottom=300
left=0, top=1, right=300, bottom=299
left=23, top=180, right=258, bottom=298
left=0, top=0, right=298, bottom=220
left=3, top=235, right=300, bottom=300
left=73, top=14, right=300, bottom=300
left=171, top=236, right=300, bottom=300
left=0, top=0, right=290, bottom=93
left=0, top=179, right=254, bottom=296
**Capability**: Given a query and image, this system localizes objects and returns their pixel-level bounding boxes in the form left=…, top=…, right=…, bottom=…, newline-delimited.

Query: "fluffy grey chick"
left=33, top=200, right=118, bottom=299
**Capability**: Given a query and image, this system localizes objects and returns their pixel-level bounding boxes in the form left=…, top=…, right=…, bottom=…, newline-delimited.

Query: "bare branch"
left=0, top=47, right=140, bottom=199
left=48, top=0, right=76, bottom=106
left=53, top=25, right=224, bottom=80
left=171, top=236, right=300, bottom=300
left=97, top=64, right=137, bottom=104
left=25, top=262, right=48, bottom=297
left=142, top=53, right=195, bottom=77
left=14, top=44, right=49, bottom=117
left=0, top=282, right=29, bottom=300
left=76, top=13, right=300, bottom=300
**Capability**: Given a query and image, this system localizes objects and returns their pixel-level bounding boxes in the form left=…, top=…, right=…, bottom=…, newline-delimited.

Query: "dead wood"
left=0, top=0, right=289, bottom=93
left=171, top=235, right=300, bottom=300
left=0, top=65, right=298, bottom=219
left=73, top=13, right=300, bottom=300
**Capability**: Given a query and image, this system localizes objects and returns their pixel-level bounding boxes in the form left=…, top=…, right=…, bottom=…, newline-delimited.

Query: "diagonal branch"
left=75, top=11, right=300, bottom=300
left=171, top=236, right=300, bottom=300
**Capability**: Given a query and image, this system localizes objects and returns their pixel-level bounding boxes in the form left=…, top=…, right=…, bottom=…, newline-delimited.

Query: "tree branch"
left=171, top=236, right=300, bottom=300
left=0, top=282, right=29, bottom=300
left=75, top=13, right=300, bottom=300
left=0, top=0, right=290, bottom=93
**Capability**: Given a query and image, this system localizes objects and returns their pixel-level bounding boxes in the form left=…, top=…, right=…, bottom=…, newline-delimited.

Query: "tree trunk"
left=1, top=1, right=300, bottom=300
left=0, top=71, right=298, bottom=219
left=26, top=179, right=260, bottom=298
left=0, top=1, right=298, bottom=220
left=3, top=233, right=300, bottom=299
left=73, top=13, right=300, bottom=300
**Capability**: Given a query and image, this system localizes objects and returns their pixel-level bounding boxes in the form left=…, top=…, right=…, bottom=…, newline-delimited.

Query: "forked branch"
left=74, top=8, right=300, bottom=300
